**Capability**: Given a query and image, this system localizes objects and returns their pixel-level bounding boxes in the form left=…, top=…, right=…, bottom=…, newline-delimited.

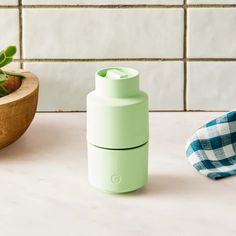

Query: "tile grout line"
left=18, top=0, right=23, bottom=69
left=1, top=4, right=236, bottom=9
left=188, top=4, right=236, bottom=8
left=183, top=0, right=187, bottom=111
left=10, top=4, right=236, bottom=8
left=13, top=58, right=236, bottom=62
left=187, top=58, right=236, bottom=61
left=15, top=58, right=183, bottom=62
left=0, top=6, right=18, bottom=8
left=22, top=4, right=182, bottom=8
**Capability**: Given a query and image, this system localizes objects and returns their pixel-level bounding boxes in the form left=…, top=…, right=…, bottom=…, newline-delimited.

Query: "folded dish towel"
left=186, top=110, right=236, bottom=180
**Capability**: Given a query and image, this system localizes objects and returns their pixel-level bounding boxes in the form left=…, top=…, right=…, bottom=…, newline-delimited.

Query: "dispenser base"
left=88, top=143, right=148, bottom=193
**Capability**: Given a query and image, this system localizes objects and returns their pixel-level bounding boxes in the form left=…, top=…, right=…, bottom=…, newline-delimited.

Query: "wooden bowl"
left=0, top=70, right=39, bottom=149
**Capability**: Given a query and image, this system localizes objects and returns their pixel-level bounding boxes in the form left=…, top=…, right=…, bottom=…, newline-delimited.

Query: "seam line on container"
left=89, top=141, right=148, bottom=151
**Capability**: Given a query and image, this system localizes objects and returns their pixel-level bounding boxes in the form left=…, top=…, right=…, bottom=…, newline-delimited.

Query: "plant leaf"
left=0, top=85, right=9, bottom=96
left=0, top=57, right=13, bottom=68
left=5, top=45, right=17, bottom=57
left=0, top=51, right=5, bottom=64
left=0, top=73, right=8, bottom=83
left=5, top=71, right=25, bottom=78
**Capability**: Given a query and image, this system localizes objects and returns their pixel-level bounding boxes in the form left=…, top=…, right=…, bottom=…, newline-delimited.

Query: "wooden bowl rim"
left=0, top=69, right=39, bottom=106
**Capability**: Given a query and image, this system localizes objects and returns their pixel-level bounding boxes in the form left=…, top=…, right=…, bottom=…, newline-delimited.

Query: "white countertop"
left=0, top=112, right=235, bottom=236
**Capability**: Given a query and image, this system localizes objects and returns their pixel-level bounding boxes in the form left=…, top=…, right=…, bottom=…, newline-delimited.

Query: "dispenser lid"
left=106, top=69, right=128, bottom=80
left=95, top=67, right=139, bottom=98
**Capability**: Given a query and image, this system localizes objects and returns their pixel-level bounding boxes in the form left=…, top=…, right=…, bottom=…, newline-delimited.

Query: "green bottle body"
left=87, top=67, right=149, bottom=193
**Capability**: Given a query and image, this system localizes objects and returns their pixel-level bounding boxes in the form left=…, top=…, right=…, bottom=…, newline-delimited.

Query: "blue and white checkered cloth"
left=186, top=110, right=236, bottom=180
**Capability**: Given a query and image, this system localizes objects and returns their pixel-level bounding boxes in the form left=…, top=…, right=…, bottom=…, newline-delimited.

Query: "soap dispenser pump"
left=87, top=67, right=149, bottom=193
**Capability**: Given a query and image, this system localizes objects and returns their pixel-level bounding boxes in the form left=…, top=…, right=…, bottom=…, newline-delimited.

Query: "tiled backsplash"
left=2, top=0, right=236, bottom=111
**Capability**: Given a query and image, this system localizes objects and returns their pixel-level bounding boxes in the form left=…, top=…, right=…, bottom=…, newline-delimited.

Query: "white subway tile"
left=188, top=0, right=236, bottom=3
left=0, top=0, right=18, bottom=5
left=23, top=8, right=183, bottom=59
left=24, top=61, right=183, bottom=111
left=0, top=9, right=19, bottom=58
left=187, top=62, right=236, bottom=111
left=23, top=0, right=183, bottom=5
left=188, top=9, right=236, bottom=58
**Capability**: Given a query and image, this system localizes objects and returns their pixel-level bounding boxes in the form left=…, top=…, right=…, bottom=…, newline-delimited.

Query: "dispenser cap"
left=106, top=69, right=128, bottom=80
left=95, top=67, right=139, bottom=98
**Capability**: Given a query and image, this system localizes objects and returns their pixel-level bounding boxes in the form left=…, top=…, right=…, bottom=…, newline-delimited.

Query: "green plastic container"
left=87, top=67, right=149, bottom=193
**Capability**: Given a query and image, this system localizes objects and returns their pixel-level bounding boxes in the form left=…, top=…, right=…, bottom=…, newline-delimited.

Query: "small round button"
left=111, top=174, right=121, bottom=184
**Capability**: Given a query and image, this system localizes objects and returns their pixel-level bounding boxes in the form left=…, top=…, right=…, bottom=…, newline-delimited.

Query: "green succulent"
left=0, top=45, right=25, bottom=96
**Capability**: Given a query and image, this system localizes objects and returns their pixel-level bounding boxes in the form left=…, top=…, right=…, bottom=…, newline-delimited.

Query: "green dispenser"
left=87, top=67, right=149, bottom=193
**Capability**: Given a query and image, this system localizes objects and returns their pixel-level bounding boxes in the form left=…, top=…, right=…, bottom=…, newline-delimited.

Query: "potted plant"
left=0, top=45, right=39, bottom=150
